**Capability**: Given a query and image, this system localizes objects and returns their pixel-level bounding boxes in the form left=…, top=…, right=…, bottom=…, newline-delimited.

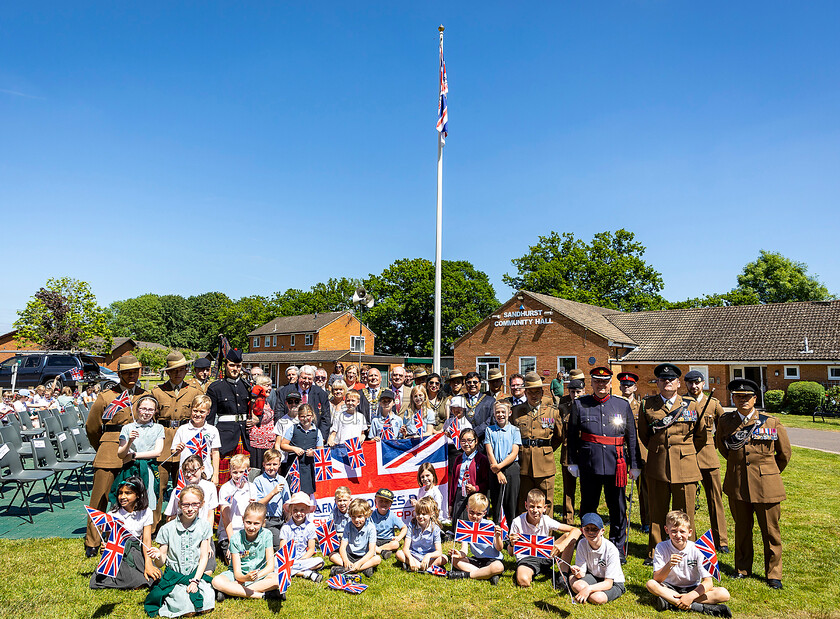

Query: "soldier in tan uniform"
left=638, top=363, right=707, bottom=564
left=486, top=367, right=505, bottom=401
left=187, top=357, right=213, bottom=393
left=510, top=371, right=563, bottom=515
left=557, top=371, right=585, bottom=525
left=684, top=369, right=729, bottom=553
left=618, top=371, right=649, bottom=532
left=151, top=351, right=203, bottom=528
left=84, top=355, right=149, bottom=556
left=718, top=379, right=791, bottom=589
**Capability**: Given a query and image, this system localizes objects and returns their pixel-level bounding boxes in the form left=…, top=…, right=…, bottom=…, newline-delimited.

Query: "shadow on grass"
left=91, top=602, right=118, bottom=617
left=534, top=600, right=570, bottom=616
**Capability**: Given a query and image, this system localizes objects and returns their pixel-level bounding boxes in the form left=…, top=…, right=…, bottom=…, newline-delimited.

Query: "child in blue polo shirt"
left=371, top=488, right=408, bottom=559
left=484, top=401, right=521, bottom=526
left=253, top=449, right=290, bottom=548
left=331, top=486, right=352, bottom=542
left=330, top=498, right=382, bottom=578
left=397, top=496, right=447, bottom=572
left=449, top=493, right=504, bottom=585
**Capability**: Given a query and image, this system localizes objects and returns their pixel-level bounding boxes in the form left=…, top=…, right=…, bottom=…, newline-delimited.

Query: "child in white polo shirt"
left=570, top=512, right=625, bottom=604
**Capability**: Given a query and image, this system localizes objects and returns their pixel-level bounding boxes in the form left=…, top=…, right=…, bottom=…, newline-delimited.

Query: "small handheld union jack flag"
left=454, top=520, right=496, bottom=545
left=314, top=448, right=333, bottom=483
left=70, top=367, right=84, bottom=380
left=426, top=564, right=447, bottom=577
left=446, top=422, right=461, bottom=450
left=173, top=470, right=186, bottom=501
left=513, top=535, right=554, bottom=559
left=344, top=437, right=365, bottom=469
left=381, top=418, right=395, bottom=441
left=185, top=433, right=208, bottom=460
left=101, top=390, right=131, bottom=421
left=276, top=539, right=295, bottom=595
left=96, top=522, right=133, bottom=577
left=315, top=519, right=339, bottom=555
left=85, top=505, right=123, bottom=533
left=327, top=573, right=368, bottom=594
left=695, top=529, right=720, bottom=580
left=413, top=410, right=425, bottom=434
left=287, top=458, right=301, bottom=494
left=498, top=513, right=509, bottom=541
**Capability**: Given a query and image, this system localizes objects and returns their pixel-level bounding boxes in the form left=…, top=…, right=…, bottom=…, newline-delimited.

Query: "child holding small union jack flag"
left=646, top=510, right=731, bottom=617
left=400, top=385, right=435, bottom=438
left=279, top=405, right=322, bottom=495
left=397, top=496, right=447, bottom=573
left=368, top=390, right=402, bottom=441
left=411, top=463, right=444, bottom=515
left=279, top=493, right=325, bottom=582
left=330, top=498, right=382, bottom=578
left=211, top=502, right=284, bottom=604
left=218, top=453, right=257, bottom=564
left=253, top=448, right=291, bottom=548
left=449, top=428, right=490, bottom=523
left=569, top=513, right=626, bottom=604
left=329, top=389, right=370, bottom=446
left=113, top=395, right=164, bottom=513
left=90, top=475, right=160, bottom=590
left=171, top=394, right=221, bottom=484
left=449, top=493, right=504, bottom=585
left=146, top=484, right=215, bottom=617
left=508, top=488, right=580, bottom=588
left=164, top=455, right=219, bottom=534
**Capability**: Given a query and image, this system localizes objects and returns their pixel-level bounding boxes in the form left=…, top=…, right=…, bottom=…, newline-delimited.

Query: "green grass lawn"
left=767, top=412, right=840, bottom=433
left=2, top=446, right=839, bottom=619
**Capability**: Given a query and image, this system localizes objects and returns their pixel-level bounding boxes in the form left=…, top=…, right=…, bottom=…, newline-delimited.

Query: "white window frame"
left=272, top=335, right=277, bottom=347
left=350, top=336, right=365, bottom=353
left=689, top=365, right=709, bottom=383
left=556, top=356, right=577, bottom=376
left=476, top=356, right=502, bottom=392
left=829, top=366, right=840, bottom=380
left=290, top=335, right=295, bottom=347
left=264, top=336, right=270, bottom=347
left=519, top=356, right=537, bottom=375
left=784, top=365, right=800, bottom=380
left=253, top=336, right=260, bottom=348
left=305, top=334, right=314, bottom=346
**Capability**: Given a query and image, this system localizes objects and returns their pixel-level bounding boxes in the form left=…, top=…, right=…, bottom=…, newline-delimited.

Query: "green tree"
left=272, top=278, right=360, bottom=316
left=217, top=295, right=279, bottom=351
left=363, top=258, right=498, bottom=356
left=135, top=347, right=170, bottom=373
left=736, top=250, right=832, bottom=304
left=15, top=277, right=111, bottom=350
left=108, top=294, right=167, bottom=343
left=187, top=292, right=233, bottom=352
left=667, top=288, right=762, bottom=309
left=503, top=230, right=667, bottom=311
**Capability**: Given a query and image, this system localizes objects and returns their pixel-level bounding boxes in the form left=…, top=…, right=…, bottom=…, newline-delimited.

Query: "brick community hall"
left=454, top=290, right=840, bottom=406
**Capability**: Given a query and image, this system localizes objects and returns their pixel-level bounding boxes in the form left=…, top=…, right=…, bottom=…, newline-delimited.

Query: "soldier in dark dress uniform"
left=510, top=372, right=563, bottom=514
left=207, top=348, right=253, bottom=486
left=84, top=355, right=148, bottom=556
left=618, top=371, right=650, bottom=532
left=638, top=363, right=708, bottom=564
left=718, top=379, right=791, bottom=589
left=567, top=367, right=641, bottom=562
left=684, top=369, right=729, bottom=553
left=557, top=372, right=585, bottom=525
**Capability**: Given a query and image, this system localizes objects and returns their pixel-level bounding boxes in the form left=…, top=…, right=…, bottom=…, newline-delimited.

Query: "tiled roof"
left=608, top=300, right=840, bottom=362
left=524, top=291, right=636, bottom=345
left=249, top=311, right=350, bottom=336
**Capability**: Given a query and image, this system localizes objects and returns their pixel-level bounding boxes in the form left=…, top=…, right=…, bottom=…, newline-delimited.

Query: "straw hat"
left=163, top=351, right=188, bottom=372
left=487, top=368, right=504, bottom=381
left=284, top=492, right=316, bottom=514
left=413, top=367, right=429, bottom=379
left=447, top=370, right=464, bottom=381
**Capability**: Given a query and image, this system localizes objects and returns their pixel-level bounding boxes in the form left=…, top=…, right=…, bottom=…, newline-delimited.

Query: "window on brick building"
left=265, top=336, right=270, bottom=347
left=290, top=335, right=296, bottom=346
left=557, top=356, right=576, bottom=376
left=272, top=336, right=277, bottom=347
left=351, top=336, right=365, bottom=353
left=305, top=334, right=314, bottom=346
left=784, top=366, right=799, bottom=379
left=828, top=366, right=840, bottom=380
left=253, top=337, right=260, bottom=348
left=519, top=356, right=536, bottom=375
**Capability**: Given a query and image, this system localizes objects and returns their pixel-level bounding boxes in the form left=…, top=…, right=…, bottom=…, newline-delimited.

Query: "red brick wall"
left=454, top=296, right=615, bottom=396
left=613, top=363, right=731, bottom=402
left=248, top=314, right=374, bottom=355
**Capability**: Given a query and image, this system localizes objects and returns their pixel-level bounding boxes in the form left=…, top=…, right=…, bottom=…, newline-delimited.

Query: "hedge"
left=785, top=381, right=825, bottom=415
left=764, top=389, right=785, bottom=413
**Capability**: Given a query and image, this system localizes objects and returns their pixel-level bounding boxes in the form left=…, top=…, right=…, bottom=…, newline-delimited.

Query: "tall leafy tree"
left=187, top=292, right=233, bottom=352
left=503, top=230, right=667, bottom=311
left=15, top=277, right=111, bottom=350
left=272, top=278, right=360, bottom=316
left=736, top=250, right=832, bottom=304
left=217, top=295, right=279, bottom=351
left=108, top=294, right=167, bottom=344
left=363, top=258, right=498, bottom=356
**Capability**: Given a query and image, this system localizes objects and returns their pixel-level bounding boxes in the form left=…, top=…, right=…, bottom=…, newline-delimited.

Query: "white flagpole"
left=433, top=24, right=445, bottom=375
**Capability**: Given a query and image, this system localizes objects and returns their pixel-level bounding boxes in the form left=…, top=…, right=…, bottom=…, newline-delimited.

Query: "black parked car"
left=0, top=352, right=119, bottom=391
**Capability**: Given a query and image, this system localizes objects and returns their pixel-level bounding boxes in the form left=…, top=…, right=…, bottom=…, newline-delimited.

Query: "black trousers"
left=579, top=472, right=628, bottom=557
left=488, top=460, right=520, bottom=526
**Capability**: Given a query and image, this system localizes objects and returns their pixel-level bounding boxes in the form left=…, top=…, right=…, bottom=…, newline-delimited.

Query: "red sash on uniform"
left=581, top=432, right=627, bottom=488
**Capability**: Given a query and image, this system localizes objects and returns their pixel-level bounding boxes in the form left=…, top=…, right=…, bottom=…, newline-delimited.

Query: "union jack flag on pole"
left=413, top=410, right=425, bottom=435
left=287, top=457, right=301, bottom=494
left=314, top=447, right=333, bottom=482
left=101, top=391, right=131, bottom=421
left=455, top=519, right=496, bottom=545
left=96, top=522, right=133, bottom=577
left=436, top=26, right=448, bottom=143
left=380, top=418, right=395, bottom=441
left=694, top=529, right=720, bottom=580
left=327, top=573, right=368, bottom=594
left=85, top=505, right=123, bottom=534
left=173, top=470, right=186, bottom=501
left=344, top=436, right=365, bottom=469
left=426, top=564, right=447, bottom=576
left=445, top=421, right=461, bottom=450
left=513, top=534, right=555, bottom=559
left=185, top=433, right=208, bottom=460
left=498, top=513, right=509, bottom=541
left=315, top=519, right=340, bottom=555
left=276, top=539, right=295, bottom=595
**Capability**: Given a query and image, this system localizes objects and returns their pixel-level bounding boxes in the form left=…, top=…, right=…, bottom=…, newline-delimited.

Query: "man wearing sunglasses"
left=637, top=363, right=708, bottom=565
left=462, top=371, right=496, bottom=444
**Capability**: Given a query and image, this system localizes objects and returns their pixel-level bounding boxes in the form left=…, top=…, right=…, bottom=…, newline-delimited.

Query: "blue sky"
left=2, top=2, right=839, bottom=333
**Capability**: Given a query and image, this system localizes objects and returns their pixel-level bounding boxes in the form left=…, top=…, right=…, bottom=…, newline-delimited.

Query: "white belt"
left=217, top=414, right=245, bottom=423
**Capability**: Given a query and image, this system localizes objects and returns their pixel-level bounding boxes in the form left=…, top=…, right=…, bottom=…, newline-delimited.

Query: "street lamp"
left=352, top=286, right=375, bottom=377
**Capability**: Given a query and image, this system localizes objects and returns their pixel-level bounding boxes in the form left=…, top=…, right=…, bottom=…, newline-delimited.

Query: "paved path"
left=786, top=426, right=840, bottom=454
